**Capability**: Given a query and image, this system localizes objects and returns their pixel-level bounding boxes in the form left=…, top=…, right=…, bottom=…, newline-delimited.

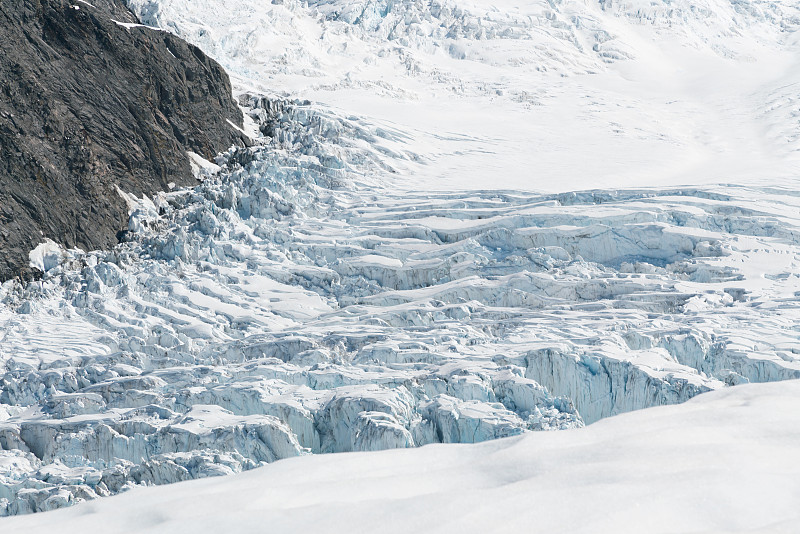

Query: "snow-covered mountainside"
left=1, top=0, right=799, bottom=520
left=6, top=380, right=800, bottom=533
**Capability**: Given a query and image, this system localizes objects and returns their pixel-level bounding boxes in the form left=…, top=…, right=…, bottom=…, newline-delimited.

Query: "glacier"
left=1, top=0, right=800, bottom=520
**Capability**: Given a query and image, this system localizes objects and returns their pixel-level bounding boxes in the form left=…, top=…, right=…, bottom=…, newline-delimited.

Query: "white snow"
left=126, top=0, right=800, bottom=193
left=186, top=152, right=221, bottom=178
left=5, top=379, right=800, bottom=533
left=28, top=240, right=70, bottom=273
left=110, top=20, right=162, bottom=31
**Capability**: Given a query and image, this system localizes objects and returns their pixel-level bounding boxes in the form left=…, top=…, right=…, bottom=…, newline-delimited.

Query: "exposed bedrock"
left=0, top=0, right=246, bottom=281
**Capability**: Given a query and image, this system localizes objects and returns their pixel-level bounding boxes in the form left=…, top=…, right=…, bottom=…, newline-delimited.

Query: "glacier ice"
left=7, top=379, right=800, bottom=534
left=2, top=110, right=799, bottom=513
left=1, top=0, right=800, bottom=518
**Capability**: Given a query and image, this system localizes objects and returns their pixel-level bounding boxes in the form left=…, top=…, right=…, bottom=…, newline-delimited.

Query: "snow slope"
left=1, top=0, right=799, bottom=519
left=5, top=379, right=800, bottom=533
left=127, top=0, right=800, bottom=192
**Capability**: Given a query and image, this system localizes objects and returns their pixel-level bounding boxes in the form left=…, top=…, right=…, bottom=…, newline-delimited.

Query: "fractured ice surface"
left=2, top=109, right=799, bottom=513
left=8, top=379, right=800, bottom=534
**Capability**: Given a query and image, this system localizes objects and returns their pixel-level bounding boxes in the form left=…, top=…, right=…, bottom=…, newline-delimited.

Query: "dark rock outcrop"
left=0, top=0, right=248, bottom=281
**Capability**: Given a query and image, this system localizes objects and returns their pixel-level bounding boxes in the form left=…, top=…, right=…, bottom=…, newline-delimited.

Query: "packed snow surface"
left=1, top=0, right=800, bottom=520
left=5, top=380, right=800, bottom=533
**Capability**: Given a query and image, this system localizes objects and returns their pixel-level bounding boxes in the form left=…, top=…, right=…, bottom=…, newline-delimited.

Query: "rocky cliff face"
left=0, top=0, right=247, bottom=281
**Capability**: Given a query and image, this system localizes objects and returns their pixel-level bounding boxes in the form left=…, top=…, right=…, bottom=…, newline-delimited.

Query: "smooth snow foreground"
left=5, top=379, right=800, bottom=534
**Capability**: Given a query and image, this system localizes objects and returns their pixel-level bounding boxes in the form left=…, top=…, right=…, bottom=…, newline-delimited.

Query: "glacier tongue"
left=2, top=112, right=799, bottom=513
left=1, top=0, right=800, bottom=518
